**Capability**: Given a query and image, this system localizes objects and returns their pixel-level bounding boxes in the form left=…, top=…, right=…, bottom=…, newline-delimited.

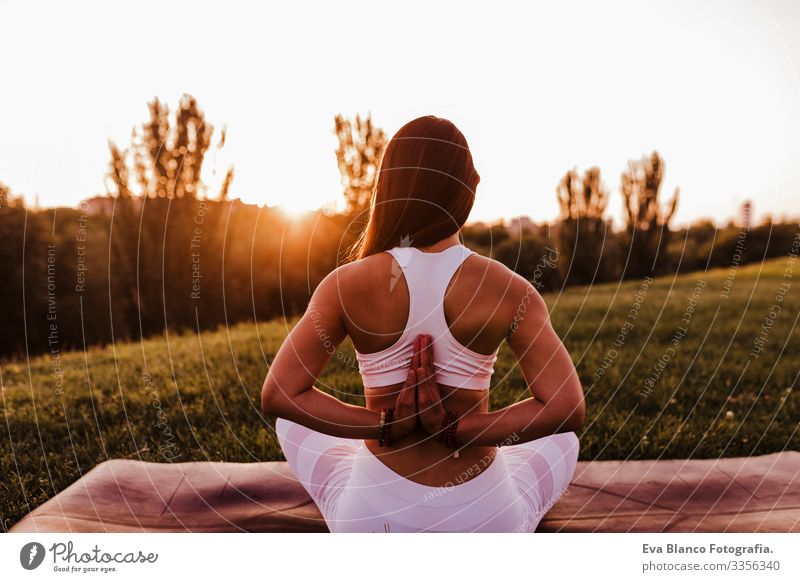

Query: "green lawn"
left=1, top=257, right=798, bottom=530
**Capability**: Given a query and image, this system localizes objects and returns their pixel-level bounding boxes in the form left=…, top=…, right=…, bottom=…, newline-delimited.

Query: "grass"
left=1, top=257, right=799, bottom=529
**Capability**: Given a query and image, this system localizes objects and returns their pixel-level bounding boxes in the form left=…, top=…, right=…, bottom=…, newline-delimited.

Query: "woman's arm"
left=260, top=271, right=416, bottom=440
left=418, top=277, right=585, bottom=447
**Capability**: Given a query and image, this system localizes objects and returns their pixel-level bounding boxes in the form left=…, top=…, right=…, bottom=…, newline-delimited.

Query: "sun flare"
left=274, top=200, right=313, bottom=220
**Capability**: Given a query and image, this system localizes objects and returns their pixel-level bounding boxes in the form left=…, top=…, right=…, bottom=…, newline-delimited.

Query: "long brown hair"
left=351, top=115, right=480, bottom=259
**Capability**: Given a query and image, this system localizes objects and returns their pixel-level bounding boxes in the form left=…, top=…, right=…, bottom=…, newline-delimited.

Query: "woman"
left=261, top=115, right=585, bottom=532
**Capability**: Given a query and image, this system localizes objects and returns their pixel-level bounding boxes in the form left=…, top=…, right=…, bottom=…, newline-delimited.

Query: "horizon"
left=2, top=0, right=799, bottom=227
left=21, top=191, right=793, bottom=232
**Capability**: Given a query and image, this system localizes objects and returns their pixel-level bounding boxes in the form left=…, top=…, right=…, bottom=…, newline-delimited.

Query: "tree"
left=0, top=182, right=24, bottom=208
left=555, top=166, right=611, bottom=285
left=103, top=95, right=233, bottom=340
left=107, top=143, right=131, bottom=198
left=107, top=94, right=232, bottom=200
left=104, top=143, right=141, bottom=338
left=334, top=113, right=386, bottom=215
left=620, top=151, right=679, bottom=277
left=217, top=167, right=234, bottom=201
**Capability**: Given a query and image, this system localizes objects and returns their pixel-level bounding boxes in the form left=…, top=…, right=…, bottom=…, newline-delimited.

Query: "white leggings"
left=276, top=418, right=579, bottom=533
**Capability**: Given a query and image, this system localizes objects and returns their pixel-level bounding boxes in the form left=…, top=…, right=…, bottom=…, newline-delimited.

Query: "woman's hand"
left=415, top=334, right=446, bottom=435
left=391, top=363, right=419, bottom=439
left=390, top=334, right=444, bottom=440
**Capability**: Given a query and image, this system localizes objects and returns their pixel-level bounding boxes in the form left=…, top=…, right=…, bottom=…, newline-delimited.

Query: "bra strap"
left=387, top=245, right=473, bottom=328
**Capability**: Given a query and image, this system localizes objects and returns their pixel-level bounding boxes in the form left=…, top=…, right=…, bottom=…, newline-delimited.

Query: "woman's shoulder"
left=315, top=252, right=396, bottom=296
left=463, top=251, right=543, bottom=298
left=438, top=250, right=547, bottom=323
left=317, top=249, right=545, bottom=313
left=331, top=252, right=394, bottom=280
left=336, top=249, right=529, bottom=291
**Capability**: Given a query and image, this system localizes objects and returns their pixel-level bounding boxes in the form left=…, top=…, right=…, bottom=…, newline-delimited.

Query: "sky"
left=1, top=0, right=799, bottom=226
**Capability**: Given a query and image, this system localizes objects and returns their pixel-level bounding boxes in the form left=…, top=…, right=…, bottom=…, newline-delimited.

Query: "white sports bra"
left=355, top=244, right=498, bottom=390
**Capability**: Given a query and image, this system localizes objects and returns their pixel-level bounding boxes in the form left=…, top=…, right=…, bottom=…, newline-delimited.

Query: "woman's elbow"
left=565, top=395, right=586, bottom=432
left=557, top=389, right=586, bottom=433
left=260, top=378, right=284, bottom=417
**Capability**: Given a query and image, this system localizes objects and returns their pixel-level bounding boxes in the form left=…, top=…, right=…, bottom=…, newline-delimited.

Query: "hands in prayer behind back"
left=391, top=334, right=447, bottom=439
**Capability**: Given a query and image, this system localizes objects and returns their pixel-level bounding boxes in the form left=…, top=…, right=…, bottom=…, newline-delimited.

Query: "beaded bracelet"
left=378, top=408, right=394, bottom=447
left=378, top=409, right=386, bottom=446
left=438, top=410, right=461, bottom=458
left=384, top=408, right=393, bottom=446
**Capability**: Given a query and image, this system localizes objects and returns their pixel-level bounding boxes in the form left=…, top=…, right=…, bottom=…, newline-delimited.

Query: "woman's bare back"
left=333, top=249, right=523, bottom=486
